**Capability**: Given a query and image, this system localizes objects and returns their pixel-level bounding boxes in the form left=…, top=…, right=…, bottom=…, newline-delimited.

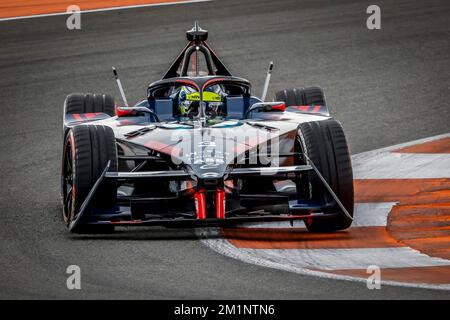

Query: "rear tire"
left=64, top=93, right=115, bottom=116
left=275, top=87, right=326, bottom=106
left=61, top=125, right=118, bottom=233
left=296, top=119, right=354, bottom=232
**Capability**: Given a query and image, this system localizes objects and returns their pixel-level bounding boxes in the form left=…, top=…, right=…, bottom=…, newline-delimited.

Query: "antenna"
left=261, top=61, right=273, bottom=102
left=112, top=67, right=129, bottom=107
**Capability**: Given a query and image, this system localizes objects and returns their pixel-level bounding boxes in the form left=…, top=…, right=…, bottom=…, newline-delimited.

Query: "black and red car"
left=61, top=23, right=354, bottom=233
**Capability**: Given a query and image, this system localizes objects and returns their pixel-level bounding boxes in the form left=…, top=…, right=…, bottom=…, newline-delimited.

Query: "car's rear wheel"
left=62, top=125, right=118, bottom=233
left=275, top=87, right=326, bottom=106
left=295, top=119, right=354, bottom=232
left=64, top=93, right=116, bottom=116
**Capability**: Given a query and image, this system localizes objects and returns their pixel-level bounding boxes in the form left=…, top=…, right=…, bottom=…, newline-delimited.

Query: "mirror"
left=244, top=101, right=286, bottom=118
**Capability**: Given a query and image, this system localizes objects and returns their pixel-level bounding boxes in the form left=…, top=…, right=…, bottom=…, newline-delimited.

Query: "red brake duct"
left=216, top=188, right=226, bottom=219
left=194, top=189, right=206, bottom=220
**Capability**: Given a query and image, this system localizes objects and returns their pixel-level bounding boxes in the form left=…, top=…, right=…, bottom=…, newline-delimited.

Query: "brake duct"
left=194, top=188, right=226, bottom=219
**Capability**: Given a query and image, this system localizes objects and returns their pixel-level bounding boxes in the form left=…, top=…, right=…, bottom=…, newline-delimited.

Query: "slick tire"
left=62, top=125, right=118, bottom=234
left=296, top=119, right=354, bottom=232
left=64, top=93, right=116, bottom=116
left=275, top=87, right=326, bottom=106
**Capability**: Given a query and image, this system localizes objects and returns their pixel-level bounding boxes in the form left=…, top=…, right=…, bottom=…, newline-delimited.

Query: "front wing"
left=69, top=163, right=340, bottom=231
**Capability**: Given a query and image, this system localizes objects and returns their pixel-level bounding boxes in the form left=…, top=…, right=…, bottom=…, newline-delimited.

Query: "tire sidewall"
left=61, top=130, right=77, bottom=224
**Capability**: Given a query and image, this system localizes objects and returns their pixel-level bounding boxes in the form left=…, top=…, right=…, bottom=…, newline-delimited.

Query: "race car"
left=61, top=22, right=354, bottom=233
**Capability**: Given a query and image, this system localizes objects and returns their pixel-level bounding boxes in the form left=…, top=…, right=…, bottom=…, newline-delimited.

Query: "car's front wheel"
left=61, top=125, right=118, bottom=233
left=295, top=119, right=354, bottom=232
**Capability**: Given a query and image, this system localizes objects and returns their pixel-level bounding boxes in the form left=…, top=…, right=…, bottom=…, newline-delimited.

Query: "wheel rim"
left=62, top=134, right=75, bottom=224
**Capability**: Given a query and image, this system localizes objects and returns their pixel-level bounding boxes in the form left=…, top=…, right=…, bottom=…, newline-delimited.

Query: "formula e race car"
left=61, top=23, right=354, bottom=233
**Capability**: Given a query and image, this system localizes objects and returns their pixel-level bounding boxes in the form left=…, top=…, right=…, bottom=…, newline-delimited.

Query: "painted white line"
left=357, top=133, right=450, bottom=155
left=353, top=152, right=450, bottom=179
left=230, top=247, right=450, bottom=270
left=352, top=133, right=450, bottom=179
left=0, top=0, right=214, bottom=22
left=198, top=228, right=450, bottom=290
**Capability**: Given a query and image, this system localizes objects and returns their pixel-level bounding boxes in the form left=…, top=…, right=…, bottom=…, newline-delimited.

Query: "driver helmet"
left=178, top=85, right=225, bottom=118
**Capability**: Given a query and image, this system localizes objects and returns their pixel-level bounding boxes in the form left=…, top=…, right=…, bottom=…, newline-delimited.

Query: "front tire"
left=61, top=125, right=118, bottom=233
left=296, top=119, right=354, bottom=232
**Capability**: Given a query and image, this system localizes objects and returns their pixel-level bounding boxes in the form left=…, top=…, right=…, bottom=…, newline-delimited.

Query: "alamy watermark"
left=66, top=5, right=81, bottom=30
left=66, top=265, right=81, bottom=290
left=366, top=5, right=381, bottom=30
left=168, top=126, right=281, bottom=176
left=366, top=265, right=381, bottom=289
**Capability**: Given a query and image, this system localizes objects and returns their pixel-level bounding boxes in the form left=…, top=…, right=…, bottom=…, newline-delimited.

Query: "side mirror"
left=116, top=105, right=160, bottom=122
left=244, top=101, right=286, bottom=118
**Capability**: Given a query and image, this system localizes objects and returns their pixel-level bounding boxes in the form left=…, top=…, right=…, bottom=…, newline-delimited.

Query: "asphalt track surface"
left=0, top=0, right=449, bottom=299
